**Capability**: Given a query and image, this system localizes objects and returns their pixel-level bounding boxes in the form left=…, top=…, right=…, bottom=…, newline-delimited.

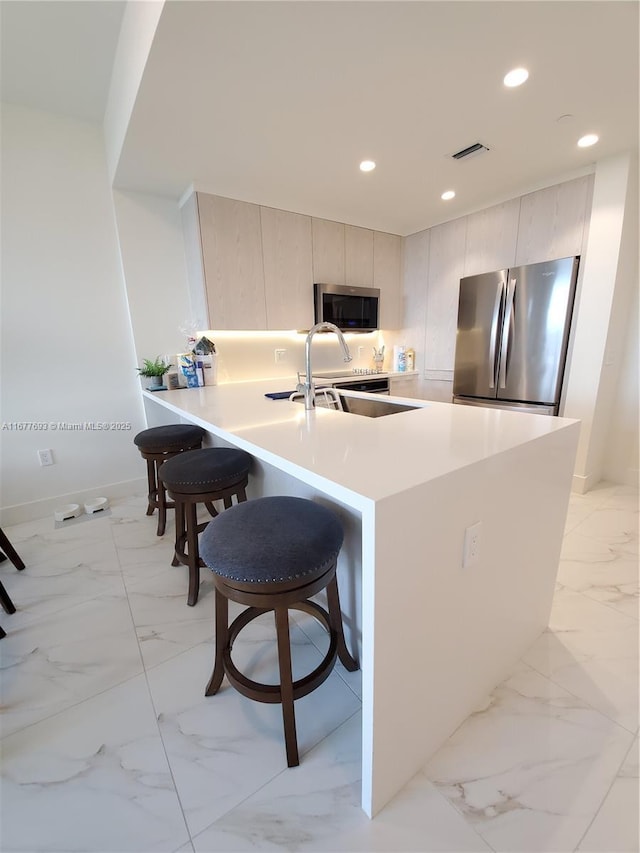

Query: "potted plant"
left=137, top=357, right=171, bottom=390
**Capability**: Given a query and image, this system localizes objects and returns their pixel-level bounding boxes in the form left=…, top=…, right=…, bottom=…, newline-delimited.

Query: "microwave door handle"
left=499, top=278, right=516, bottom=389
left=488, top=282, right=504, bottom=389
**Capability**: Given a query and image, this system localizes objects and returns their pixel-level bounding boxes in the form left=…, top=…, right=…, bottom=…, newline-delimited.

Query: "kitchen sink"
left=292, top=391, right=420, bottom=418
left=338, top=394, right=420, bottom=418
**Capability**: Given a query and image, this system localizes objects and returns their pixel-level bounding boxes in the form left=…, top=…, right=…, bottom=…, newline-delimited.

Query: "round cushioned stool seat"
left=134, top=424, right=205, bottom=452
left=133, top=424, right=206, bottom=536
left=201, top=495, right=358, bottom=768
left=160, top=447, right=251, bottom=494
left=159, top=447, right=252, bottom=606
left=201, top=496, right=343, bottom=590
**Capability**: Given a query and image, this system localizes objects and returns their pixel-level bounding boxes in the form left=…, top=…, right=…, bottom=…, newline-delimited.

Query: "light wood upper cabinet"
left=464, top=198, right=520, bottom=276
left=374, top=231, right=403, bottom=330
left=345, top=225, right=374, bottom=287
left=424, top=217, right=467, bottom=372
left=312, top=218, right=345, bottom=285
left=260, top=207, right=313, bottom=330
left=197, top=193, right=267, bottom=329
left=515, top=176, right=591, bottom=265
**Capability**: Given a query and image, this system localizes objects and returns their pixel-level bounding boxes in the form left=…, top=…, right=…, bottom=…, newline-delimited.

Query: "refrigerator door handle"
left=488, top=282, right=504, bottom=389
left=499, top=278, right=516, bottom=389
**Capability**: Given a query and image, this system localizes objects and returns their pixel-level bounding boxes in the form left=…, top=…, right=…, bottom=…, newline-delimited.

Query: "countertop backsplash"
left=196, top=329, right=411, bottom=384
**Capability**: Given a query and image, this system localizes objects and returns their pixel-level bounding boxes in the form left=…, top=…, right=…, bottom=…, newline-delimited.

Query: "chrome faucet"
left=299, top=322, right=352, bottom=410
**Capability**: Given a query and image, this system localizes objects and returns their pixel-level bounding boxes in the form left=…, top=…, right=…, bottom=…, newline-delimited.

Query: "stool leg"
left=0, top=625, right=6, bottom=639
left=205, top=590, right=228, bottom=696
left=326, top=576, right=359, bottom=672
left=0, top=529, right=25, bottom=571
left=155, top=460, right=168, bottom=537
left=144, top=459, right=156, bottom=517
left=172, top=501, right=185, bottom=568
left=186, top=503, right=200, bottom=606
left=274, top=606, right=299, bottom=767
left=0, top=579, right=16, bottom=615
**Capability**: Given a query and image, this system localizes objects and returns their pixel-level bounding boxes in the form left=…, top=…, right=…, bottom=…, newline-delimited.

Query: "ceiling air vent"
left=451, top=142, right=489, bottom=160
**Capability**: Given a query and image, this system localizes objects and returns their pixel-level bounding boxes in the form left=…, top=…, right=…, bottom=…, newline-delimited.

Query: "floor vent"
left=452, top=142, right=489, bottom=160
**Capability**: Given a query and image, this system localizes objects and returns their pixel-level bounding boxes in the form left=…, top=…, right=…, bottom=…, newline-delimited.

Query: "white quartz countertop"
left=143, top=378, right=578, bottom=506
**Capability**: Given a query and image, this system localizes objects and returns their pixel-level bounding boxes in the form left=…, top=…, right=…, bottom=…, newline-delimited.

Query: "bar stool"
left=200, top=496, right=359, bottom=767
left=159, top=447, right=252, bottom=606
left=0, top=528, right=22, bottom=639
left=133, top=424, right=206, bottom=536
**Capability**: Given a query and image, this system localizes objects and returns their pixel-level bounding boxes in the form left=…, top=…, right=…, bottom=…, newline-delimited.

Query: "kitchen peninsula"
left=143, top=381, right=580, bottom=817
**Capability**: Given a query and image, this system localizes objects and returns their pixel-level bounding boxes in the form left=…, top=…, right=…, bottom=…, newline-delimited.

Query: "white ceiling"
left=0, top=0, right=125, bottom=122
left=2, top=1, right=638, bottom=235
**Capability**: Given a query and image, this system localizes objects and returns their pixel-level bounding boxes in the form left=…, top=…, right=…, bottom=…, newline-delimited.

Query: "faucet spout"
left=302, top=322, right=352, bottom=410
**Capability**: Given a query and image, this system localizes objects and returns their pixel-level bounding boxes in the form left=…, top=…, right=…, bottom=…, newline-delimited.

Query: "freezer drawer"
left=453, top=396, right=557, bottom=416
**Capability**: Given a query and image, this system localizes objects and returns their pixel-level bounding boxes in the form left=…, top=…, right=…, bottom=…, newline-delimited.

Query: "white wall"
left=563, top=153, right=638, bottom=491
left=0, top=103, right=146, bottom=523
left=112, top=189, right=193, bottom=362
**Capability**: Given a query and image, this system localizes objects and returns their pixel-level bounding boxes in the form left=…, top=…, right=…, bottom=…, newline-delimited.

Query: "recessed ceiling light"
left=359, top=160, right=376, bottom=172
left=577, top=134, right=599, bottom=148
left=503, top=67, right=529, bottom=88
left=441, top=190, right=455, bottom=201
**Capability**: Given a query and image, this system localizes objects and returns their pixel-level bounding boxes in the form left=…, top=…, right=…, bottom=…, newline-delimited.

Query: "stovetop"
left=312, top=368, right=385, bottom=379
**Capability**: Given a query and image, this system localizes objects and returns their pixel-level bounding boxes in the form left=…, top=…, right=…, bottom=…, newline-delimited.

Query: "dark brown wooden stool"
left=0, top=527, right=26, bottom=571
left=200, top=496, right=359, bottom=767
left=133, top=424, right=206, bottom=536
left=0, top=528, right=21, bottom=639
left=159, top=447, right=252, bottom=606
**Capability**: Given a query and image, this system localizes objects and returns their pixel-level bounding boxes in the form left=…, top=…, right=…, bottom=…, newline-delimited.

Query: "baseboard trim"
left=571, top=471, right=601, bottom=494
left=0, top=477, right=147, bottom=527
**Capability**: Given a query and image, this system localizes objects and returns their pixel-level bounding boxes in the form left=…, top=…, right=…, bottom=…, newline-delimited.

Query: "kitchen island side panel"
left=366, top=421, right=579, bottom=816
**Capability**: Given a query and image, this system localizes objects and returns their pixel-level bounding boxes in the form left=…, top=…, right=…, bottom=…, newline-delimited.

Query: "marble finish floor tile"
left=557, top=530, right=639, bottom=620
left=0, top=537, right=127, bottom=630
left=424, top=662, right=635, bottom=853
left=192, top=712, right=490, bottom=852
left=0, top=595, right=143, bottom=739
left=125, top=566, right=217, bottom=670
left=146, top=617, right=361, bottom=838
left=577, top=735, right=639, bottom=851
left=1, top=674, right=190, bottom=852
left=0, top=486, right=637, bottom=853
left=523, top=587, right=639, bottom=732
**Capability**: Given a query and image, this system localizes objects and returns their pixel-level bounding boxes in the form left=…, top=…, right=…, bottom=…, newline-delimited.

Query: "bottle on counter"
left=393, top=345, right=407, bottom=372
left=406, top=348, right=415, bottom=371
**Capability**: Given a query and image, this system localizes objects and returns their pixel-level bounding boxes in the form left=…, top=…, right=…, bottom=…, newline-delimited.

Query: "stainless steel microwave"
left=314, top=283, right=380, bottom=332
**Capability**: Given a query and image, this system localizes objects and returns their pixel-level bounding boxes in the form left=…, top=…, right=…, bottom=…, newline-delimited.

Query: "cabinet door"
left=424, top=217, right=467, bottom=372
left=374, top=231, right=403, bottom=330
left=261, top=207, right=313, bottom=330
left=402, top=229, right=430, bottom=372
left=197, top=194, right=266, bottom=329
left=312, top=218, right=345, bottom=285
left=345, top=225, right=374, bottom=287
left=464, top=198, right=520, bottom=276
left=515, top=176, right=591, bottom=265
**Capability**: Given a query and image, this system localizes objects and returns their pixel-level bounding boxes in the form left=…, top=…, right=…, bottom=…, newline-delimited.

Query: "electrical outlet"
left=462, top=521, right=482, bottom=568
left=38, top=448, right=54, bottom=467
left=274, top=348, right=286, bottom=363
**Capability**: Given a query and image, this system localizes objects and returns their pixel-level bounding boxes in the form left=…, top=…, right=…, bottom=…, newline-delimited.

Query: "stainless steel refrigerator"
left=453, top=256, right=579, bottom=415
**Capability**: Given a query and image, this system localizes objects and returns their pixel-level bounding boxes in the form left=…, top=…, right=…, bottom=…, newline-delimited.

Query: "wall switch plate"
left=38, top=448, right=54, bottom=467
left=463, top=521, right=481, bottom=568
left=274, top=348, right=286, bottom=363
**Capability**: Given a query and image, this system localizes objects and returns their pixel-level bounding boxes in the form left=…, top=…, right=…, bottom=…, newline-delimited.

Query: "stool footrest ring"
left=210, top=602, right=338, bottom=704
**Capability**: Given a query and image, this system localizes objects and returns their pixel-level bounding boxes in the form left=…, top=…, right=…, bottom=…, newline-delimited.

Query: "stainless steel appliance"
left=312, top=370, right=390, bottom=395
left=314, top=283, right=380, bottom=332
left=453, top=256, right=579, bottom=415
